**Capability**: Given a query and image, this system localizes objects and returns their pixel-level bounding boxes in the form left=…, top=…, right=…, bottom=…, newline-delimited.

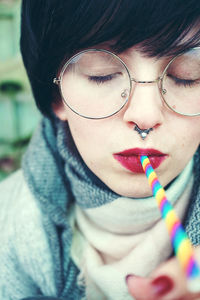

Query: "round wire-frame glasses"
left=53, top=47, right=200, bottom=119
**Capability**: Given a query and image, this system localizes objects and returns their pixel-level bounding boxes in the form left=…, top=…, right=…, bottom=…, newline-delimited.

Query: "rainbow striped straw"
left=140, top=155, right=200, bottom=292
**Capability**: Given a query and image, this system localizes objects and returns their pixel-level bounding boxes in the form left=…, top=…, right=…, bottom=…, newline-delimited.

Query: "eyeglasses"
left=53, top=47, right=200, bottom=119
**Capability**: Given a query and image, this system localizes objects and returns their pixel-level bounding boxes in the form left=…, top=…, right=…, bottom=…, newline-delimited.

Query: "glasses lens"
left=60, top=50, right=131, bottom=118
left=162, top=47, right=200, bottom=115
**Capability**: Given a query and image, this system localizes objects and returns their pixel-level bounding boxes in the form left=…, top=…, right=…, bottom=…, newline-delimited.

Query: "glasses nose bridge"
left=131, top=77, right=162, bottom=85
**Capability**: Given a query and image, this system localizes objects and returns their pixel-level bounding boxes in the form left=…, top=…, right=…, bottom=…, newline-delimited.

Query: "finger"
left=126, top=248, right=200, bottom=300
left=151, top=256, right=188, bottom=299
left=126, top=273, right=175, bottom=300
left=149, top=248, right=200, bottom=299
left=126, top=272, right=199, bottom=300
left=126, top=275, right=155, bottom=300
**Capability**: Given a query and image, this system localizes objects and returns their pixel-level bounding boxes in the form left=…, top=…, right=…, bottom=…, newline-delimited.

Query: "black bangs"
left=69, top=0, right=200, bottom=57
left=20, top=0, right=200, bottom=116
left=42, top=0, right=200, bottom=57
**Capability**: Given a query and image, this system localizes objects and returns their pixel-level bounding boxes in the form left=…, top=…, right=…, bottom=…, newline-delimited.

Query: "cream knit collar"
left=70, top=159, right=194, bottom=300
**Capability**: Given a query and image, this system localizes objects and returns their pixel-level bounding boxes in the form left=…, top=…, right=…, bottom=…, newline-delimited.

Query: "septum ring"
left=134, top=125, right=153, bottom=140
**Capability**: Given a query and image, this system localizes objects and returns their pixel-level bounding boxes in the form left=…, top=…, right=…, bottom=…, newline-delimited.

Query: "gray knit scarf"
left=22, top=116, right=200, bottom=299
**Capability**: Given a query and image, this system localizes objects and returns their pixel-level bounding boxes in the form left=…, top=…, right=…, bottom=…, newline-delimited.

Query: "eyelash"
left=88, top=72, right=122, bottom=84
left=88, top=74, right=114, bottom=84
left=167, top=74, right=197, bottom=87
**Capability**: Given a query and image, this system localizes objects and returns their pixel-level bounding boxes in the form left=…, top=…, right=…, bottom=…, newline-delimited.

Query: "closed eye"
left=167, top=74, right=199, bottom=87
left=88, top=72, right=122, bottom=84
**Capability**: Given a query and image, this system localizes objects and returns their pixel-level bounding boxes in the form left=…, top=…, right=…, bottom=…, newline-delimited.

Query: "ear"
left=52, top=100, right=68, bottom=121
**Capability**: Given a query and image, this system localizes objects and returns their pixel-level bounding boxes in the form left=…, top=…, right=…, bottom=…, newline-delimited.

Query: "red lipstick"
left=113, top=148, right=167, bottom=173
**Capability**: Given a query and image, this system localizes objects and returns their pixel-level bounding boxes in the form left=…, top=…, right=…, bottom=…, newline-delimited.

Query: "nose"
left=123, top=81, right=164, bottom=130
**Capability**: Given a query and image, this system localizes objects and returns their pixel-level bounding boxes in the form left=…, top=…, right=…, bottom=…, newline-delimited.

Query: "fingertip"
left=151, top=275, right=174, bottom=296
left=125, top=274, right=154, bottom=299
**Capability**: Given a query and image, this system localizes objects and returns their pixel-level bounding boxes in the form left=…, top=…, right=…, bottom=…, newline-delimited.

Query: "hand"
left=126, top=246, right=200, bottom=300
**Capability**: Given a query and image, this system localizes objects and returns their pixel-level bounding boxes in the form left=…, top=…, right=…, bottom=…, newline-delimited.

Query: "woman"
left=1, top=0, right=200, bottom=299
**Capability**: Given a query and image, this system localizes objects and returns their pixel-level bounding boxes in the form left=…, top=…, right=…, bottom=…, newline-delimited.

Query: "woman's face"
left=54, top=46, right=200, bottom=198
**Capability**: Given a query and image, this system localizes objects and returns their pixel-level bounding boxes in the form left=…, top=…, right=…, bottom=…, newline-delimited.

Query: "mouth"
left=113, top=148, right=168, bottom=173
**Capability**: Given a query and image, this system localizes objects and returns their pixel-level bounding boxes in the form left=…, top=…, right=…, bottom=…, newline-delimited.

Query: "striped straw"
left=140, top=155, right=200, bottom=292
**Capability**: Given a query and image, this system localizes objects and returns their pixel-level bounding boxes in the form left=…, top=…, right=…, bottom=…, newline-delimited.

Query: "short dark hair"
left=20, top=0, right=200, bottom=117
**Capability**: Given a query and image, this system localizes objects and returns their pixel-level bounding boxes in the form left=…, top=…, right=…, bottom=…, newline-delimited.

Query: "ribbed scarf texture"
left=22, top=116, right=200, bottom=299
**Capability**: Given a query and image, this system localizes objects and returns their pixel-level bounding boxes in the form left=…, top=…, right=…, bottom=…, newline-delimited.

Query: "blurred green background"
left=0, top=0, right=40, bottom=181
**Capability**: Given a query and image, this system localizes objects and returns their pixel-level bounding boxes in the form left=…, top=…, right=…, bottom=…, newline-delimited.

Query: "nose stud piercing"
left=134, top=125, right=153, bottom=140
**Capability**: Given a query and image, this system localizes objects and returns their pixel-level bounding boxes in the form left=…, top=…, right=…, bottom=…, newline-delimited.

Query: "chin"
left=109, top=184, right=153, bottom=199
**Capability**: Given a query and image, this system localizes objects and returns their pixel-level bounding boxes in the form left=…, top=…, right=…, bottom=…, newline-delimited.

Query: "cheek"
left=184, top=121, right=200, bottom=143
left=68, top=111, right=114, bottom=147
left=173, top=118, right=200, bottom=157
left=68, top=119, right=105, bottom=158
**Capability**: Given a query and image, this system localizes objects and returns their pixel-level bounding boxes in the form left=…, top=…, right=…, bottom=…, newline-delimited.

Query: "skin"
left=53, top=46, right=200, bottom=299
left=126, top=246, right=200, bottom=300
left=54, top=47, right=200, bottom=198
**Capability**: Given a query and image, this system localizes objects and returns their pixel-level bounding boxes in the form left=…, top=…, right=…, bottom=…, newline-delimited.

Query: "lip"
left=113, top=148, right=168, bottom=173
